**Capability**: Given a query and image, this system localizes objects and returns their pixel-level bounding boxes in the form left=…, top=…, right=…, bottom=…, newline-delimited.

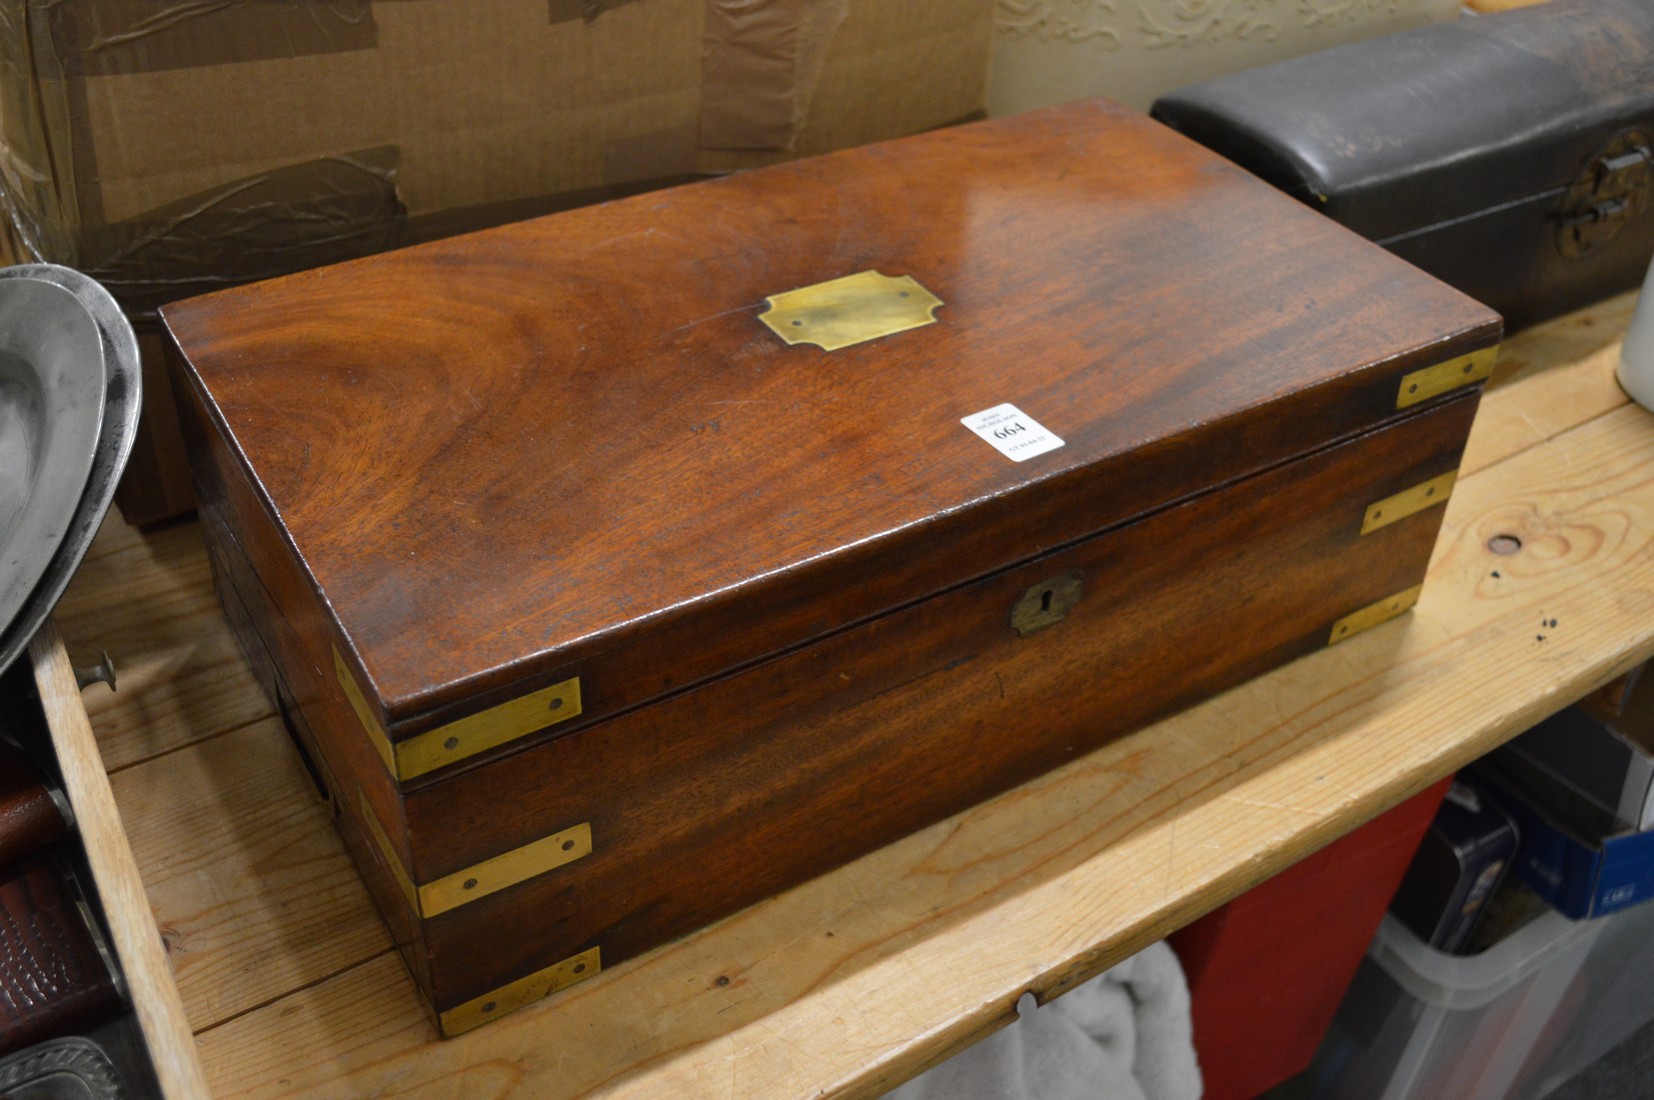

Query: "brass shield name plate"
left=758, top=270, right=943, bottom=351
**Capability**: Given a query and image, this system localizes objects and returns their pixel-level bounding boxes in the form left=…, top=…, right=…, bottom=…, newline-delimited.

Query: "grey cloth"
left=886, top=942, right=1202, bottom=1100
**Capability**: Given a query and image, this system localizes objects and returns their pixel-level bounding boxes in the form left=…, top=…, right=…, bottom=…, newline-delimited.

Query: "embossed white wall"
left=989, top=0, right=1463, bottom=115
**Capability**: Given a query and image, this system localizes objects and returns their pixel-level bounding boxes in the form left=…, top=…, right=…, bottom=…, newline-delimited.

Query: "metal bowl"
left=0, top=266, right=142, bottom=676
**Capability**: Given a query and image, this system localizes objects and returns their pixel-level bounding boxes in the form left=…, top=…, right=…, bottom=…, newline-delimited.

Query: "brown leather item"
left=163, top=99, right=1500, bottom=1033
left=0, top=855, right=120, bottom=1055
left=0, top=742, right=65, bottom=869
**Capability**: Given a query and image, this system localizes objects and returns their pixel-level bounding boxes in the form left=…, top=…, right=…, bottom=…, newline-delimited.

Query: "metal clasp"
left=1557, top=129, right=1651, bottom=258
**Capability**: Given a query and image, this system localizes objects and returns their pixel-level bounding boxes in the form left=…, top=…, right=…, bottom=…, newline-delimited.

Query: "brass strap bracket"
left=358, top=790, right=591, bottom=920
left=1361, top=471, right=1458, bottom=535
left=334, top=646, right=581, bottom=782
left=1397, top=347, right=1497, bottom=409
left=441, top=947, right=602, bottom=1036
left=1328, top=585, right=1423, bottom=646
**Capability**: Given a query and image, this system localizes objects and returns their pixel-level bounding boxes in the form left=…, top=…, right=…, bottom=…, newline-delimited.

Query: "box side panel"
left=168, top=342, right=441, bottom=1004
left=393, top=393, right=1479, bottom=1019
left=202, top=520, right=440, bottom=1018
left=1470, top=757, right=1637, bottom=919
left=1149, top=0, right=1654, bottom=241
left=109, top=331, right=196, bottom=524
left=170, top=352, right=404, bottom=842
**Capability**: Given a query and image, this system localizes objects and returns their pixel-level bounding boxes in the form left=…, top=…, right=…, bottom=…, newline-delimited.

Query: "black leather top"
left=1151, top=0, right=1654, bottom=243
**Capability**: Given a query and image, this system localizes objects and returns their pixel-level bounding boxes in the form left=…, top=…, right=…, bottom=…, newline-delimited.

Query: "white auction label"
left=960, top=403, right=1065, bottom=462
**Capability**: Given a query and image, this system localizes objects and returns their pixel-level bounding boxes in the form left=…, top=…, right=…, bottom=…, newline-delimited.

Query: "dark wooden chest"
left=1152, top=0, right=1654, bottom=333
left=162, top=99, right=1500, bottom=1036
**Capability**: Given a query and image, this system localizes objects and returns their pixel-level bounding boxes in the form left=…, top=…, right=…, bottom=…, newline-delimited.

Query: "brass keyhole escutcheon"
left=1011, top=572, right=1083, bottom=636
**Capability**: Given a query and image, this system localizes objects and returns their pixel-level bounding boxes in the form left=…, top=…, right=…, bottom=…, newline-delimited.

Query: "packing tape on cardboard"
left=36, top=0, right=379, bottom=78
left=699, top=0, right=849, bottom=152
left=28, top=159, right=720, bottom=326
left=72, top=146, right=405, bottom=322
left=0, top=2, right=63, bottom=242
left=544, top=0, right=850, bottom=153
left=405, top=173, right=703, bottom=246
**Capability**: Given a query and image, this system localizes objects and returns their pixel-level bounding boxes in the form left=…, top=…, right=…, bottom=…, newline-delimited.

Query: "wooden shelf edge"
left=30, top=621, right=213, bottom=1100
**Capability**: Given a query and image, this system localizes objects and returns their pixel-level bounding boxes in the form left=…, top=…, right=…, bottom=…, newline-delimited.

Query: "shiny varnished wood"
left=52, top=293, right=1649, bottom=1096
left=394, top=396, right=1477, bottom=1012
left=164, top=99, right=1501, bottom=1031
left=187, top=373, right=1479, bottom=1020
left=162, top=99, right=1498, bottom=750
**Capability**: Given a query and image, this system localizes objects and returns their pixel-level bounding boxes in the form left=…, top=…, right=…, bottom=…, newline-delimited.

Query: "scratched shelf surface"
left=56, top=291, right=1654, bottom=1098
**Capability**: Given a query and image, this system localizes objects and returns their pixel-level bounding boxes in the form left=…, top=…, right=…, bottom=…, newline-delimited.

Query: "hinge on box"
left=1328, top=585, right=1423, bottom=646
left=1396, top=347, right=1498, bottom=409
left=358, top=790, right=591, bottom=919
left=334, top=646, right=581, bottom=781
left=440, top=947, right=602, bottom=1036
left=1360, top=471, right=1457, bottom=535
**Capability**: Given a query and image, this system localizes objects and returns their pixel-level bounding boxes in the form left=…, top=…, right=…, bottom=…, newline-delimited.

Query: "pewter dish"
left=0, top=280, right=105, bottom=650
left=0, top=266, right=142, bottom=676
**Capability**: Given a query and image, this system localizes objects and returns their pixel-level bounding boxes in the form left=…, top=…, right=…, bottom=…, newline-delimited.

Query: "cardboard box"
left=1471, top=751, right=1654, bottom=919
left=0, top=0, right=994, bottom=522
left=3, top=1, right=696, bottom=311
left=4, top=0, right=992, bottom=315
left=1507, top=694, right=1654, bottom=831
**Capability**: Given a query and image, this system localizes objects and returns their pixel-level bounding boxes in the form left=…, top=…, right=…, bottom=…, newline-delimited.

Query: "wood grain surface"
left=1463, top=291, right=1637, bottom=476
left=188, top=371, right=1654, bottom=1099
left=204, top=391, right=1477, bottom=1014
left=107, top=717, right=390, bottom=1030
left=30, top=624, right=210, bottom=1099
left=52, top=522, right=273, bottom=771
left=44, top=292, right=1645, bottom=1098
left=163, top=98, right=1497, bottom=739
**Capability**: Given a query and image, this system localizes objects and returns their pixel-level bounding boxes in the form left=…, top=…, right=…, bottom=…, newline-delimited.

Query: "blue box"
left=1468, top=753, right=1654, bottom=919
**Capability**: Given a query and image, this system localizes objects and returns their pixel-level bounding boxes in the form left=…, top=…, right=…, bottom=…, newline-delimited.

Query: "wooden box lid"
left=162, top=100, right=1499, bottom=774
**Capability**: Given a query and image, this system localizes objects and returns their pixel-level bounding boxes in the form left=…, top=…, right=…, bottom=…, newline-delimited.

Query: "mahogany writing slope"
left=161, top=99, right=1500, bottom=1036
